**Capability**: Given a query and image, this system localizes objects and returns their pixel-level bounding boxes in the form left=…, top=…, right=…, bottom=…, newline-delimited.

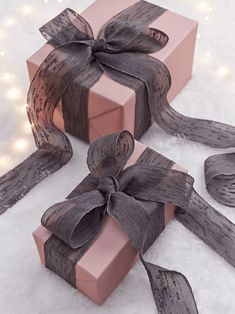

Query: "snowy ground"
left=0, top=0, right=235, bottom=313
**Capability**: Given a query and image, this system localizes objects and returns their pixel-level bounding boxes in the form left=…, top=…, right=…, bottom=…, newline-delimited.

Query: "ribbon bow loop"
left=39, top=4, right=168, bottom=57
left=97, top=19, right=168, bottom=53
left=41, top=190, right=106, bottom=249
left=39, top=8, right=94, bottom=45
left=119, top=164, right=194, bottom=213
left=97, top=0, right=168, bottom=53
left=87, top=130, right=134, bottom=178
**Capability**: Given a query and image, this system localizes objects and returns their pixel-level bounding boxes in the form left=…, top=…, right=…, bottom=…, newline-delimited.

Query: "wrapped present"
left=32, top=131, right=235, bottom=313
left=0, top=0, right=199, bottom=213
left=33, top=131, right=191, bottom=307
left=27, top=0, right=198, bottom=143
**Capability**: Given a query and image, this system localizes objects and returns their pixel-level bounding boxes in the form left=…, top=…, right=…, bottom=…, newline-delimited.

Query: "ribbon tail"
left=123, top=53, right=235, bottom=149
left=140, top=255, right=199, bottom=314
left=0, top=43, right=91, bottom=214
left=176, top=189, right=235, bottom=268
left=205, top=152, right=235, bottom=207
left=0, top=149, right=70, bottom=214
left=97, top=52, right=235, bottom=208
left=99, top=51, right=235, bottom=149
left=108, top=192, right=199, bottom=312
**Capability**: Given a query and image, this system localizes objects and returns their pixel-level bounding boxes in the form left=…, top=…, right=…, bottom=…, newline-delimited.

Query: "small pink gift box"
left=33, top=140, right=186, bottom=304
left=27, top=0, right=198, bottom=143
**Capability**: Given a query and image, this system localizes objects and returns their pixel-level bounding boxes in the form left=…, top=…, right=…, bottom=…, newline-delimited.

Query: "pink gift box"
left=27, top=0, right=198, bottom=143
left=33, top=140, right=186, bottom=304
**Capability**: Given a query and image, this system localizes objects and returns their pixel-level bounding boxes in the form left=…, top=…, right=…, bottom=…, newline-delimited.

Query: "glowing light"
left=197, top=33, right=201, bottom=40
left=13, top=139, right=29, bottom=151
left=0, top=72, right=16, bottom=83
left=209, top=7, right=213, bottom=11
left=216, top=66, right=230, bottom=78
left=0, top=51, right=5, bottom=57
left=205, top=52, right=211, bottom=57
left=205, top=16, right=210, bottom=21
left=6, top=87, right=22, bottom=99
left=0, top=156, right=11, bottom=168
left=44, top=0, right=49, bottom=3
left=0, top=157, right=6, bottom=163
left=5, top=17, right=16, bottom=27
left=196, top=1, right=209, bottom=11
left=58, top=0, right=62, bottom=2
left=21, top=5, right=33, bottom=15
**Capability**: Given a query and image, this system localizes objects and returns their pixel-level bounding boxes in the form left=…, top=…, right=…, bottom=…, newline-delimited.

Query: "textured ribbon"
left=0, top=1, right=233, bottom=310
left=42, top=130, right=199, bottom=314
left=0, top=0, right=234, bottom=213
left=0, top=3, right=233, bottom=305
left=0, top=1, right=168, bottom=213
left=41, top=130, right=235, bottom=313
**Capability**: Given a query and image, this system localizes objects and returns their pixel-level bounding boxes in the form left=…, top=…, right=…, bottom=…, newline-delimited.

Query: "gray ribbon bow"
left=41, top=131, right=235, bottom=313
left=41, top=130, right=198, bottom=314
left=0, top=1, right=170, bottom=212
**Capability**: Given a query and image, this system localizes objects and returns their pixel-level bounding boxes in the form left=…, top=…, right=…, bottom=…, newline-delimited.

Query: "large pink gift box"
left=33, top=140, right=186, bottom=304
left=27, top=0, right=198, bottom=143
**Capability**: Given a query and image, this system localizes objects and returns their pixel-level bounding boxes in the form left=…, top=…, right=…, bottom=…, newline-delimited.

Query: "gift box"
left=33, top=137, right=186, bottom=305
left=27, top=0, right=198, bottom=143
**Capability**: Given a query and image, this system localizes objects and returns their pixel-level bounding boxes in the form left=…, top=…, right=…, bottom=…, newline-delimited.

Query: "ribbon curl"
left=42, top=130, right=198, bottom=314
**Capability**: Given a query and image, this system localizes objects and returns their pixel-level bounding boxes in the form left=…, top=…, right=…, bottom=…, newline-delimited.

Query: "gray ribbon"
left=42, top=130, right=199, bottom=314
left=41, top=131, right=235, bottom=313
left=0, top=1, right=169, bottom=213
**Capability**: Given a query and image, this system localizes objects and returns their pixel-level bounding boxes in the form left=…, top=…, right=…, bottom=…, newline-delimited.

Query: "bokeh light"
left=13, top=138, right=29, bottom=151
left=6, top=87, right=22, bottom=99
left=21, top=5, right=33, bottom=15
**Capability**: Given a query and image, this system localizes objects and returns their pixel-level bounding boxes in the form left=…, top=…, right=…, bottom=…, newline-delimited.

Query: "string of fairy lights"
left=0, top=0, right=234, bottom=174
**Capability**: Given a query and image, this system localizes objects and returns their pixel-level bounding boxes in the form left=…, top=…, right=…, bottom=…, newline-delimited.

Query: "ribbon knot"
left=90, top=38, right=106, bottom=53
left=97, top=176, right=119, bottom=196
